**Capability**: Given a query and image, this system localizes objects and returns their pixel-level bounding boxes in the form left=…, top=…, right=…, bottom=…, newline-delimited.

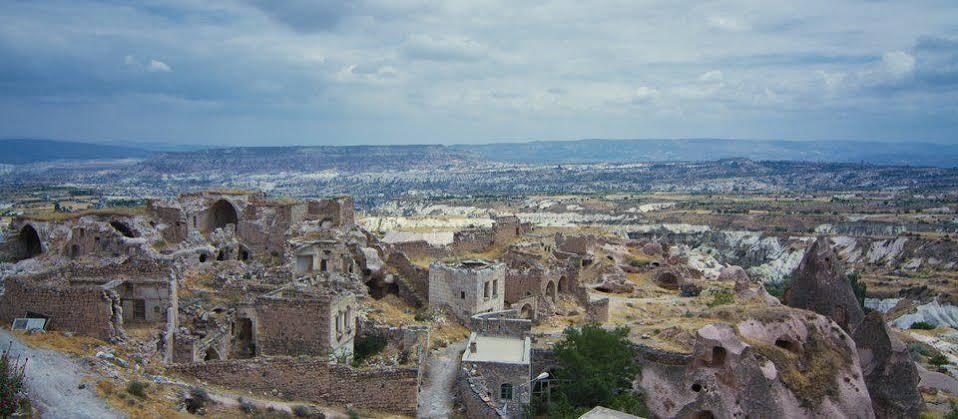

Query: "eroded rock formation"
left=852, top=311, right=923, bottom=418
left=784, top=238, right=864, bottom=331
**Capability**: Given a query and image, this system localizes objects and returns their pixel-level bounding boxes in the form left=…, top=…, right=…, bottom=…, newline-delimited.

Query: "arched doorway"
left=207, top=199, right=238, bottom=232
left=545, top=281, right=556, bottom=302
left=18, top=225, right=42, bottom=259
left=557, top=276, right=568, bottom=293
left=520, top=304, right=533, bottom=319
left=204, top=346, right=220, bottom=361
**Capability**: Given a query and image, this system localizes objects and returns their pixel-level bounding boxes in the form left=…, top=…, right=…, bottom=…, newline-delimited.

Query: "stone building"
left=460, top=310, right=533, bottom=418
left=429, top=259, right=505, bottom=322
left=292, top=240, right=356, bottom=276
left=253, top=286, right=357, bottom=361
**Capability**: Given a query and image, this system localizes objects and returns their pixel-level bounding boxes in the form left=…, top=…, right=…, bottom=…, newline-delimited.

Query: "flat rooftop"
left=462, top=333, right=530, bottom=364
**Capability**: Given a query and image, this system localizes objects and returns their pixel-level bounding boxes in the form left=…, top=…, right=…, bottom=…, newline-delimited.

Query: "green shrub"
left=126, top=380, right=148, bottom=398
left=186, top=387, right=210, bottom=414
left=707, top=290, right=735, bottom=308
left=929, top=354, right=950, bottom=369
left=765, top=277, right=791, bottom=298
left=848, top=271, right=867, bottom=311
left=352, top=335, right=388, bottom=366
left=910, top=321, right=936, bottom=330
left=291, top=405, right=311, bottom=417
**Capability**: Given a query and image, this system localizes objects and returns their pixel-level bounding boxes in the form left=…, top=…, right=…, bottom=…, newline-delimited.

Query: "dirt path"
left=418, top=340, right=466, bottom=418
left=0, top=329, right=121, bottom=419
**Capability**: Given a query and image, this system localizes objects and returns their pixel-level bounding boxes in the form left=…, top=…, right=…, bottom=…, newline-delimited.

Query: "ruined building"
left=429, top=259, right=506, bottom=322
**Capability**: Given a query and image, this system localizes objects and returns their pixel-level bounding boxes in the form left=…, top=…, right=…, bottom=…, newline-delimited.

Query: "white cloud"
left=632, top=86, right=661, bottom=103
left=401, top=34, right=487, bottom=61
left=147, top=59, right=172, bottom=72
left=881, top=51, right=915, bottom=78
left=707, top=16, right=749, bottom=32
left=699, top=70, right=724, bottom=83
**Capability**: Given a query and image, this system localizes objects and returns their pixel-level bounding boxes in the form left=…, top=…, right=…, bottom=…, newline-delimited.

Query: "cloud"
left=401, top=35, right=487, bottom=62
left=881, top=51, right=914, bottom=78
left=148, top=59, right=172, bottom=72
left=708, top=16, right=750, bottom=32
left=1, top=0, right=958, bottom=144
left=698, top=70, right=724, bottom=83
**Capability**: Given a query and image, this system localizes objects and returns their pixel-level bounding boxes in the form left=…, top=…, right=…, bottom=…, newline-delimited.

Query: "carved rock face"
left=639, top=312, right=875, bottom=419
left=784, top=238, right=864, bottom=331
left=852, top=311, right=924, bottom=419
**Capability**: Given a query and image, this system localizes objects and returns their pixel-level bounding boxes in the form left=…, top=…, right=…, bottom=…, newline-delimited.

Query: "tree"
left=929, top=354, right=950, bottom=369
left=848, top=271, right=867, bottom=311
left=549, top=324, right=644, bottom=416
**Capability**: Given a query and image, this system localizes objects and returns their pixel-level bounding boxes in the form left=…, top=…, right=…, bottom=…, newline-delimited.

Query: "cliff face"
left=853, top=311, right=924, bottom=419
left=784, top=238, right=865, bottom=331
left=638, top=309, right=875, bottom=418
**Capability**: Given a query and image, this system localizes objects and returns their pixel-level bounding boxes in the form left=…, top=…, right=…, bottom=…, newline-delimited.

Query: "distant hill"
left=453, top=139, right=958, bottom=167
left=139, top=145, right=479, bottom=174
left=0, top=139, right=153, bottom=164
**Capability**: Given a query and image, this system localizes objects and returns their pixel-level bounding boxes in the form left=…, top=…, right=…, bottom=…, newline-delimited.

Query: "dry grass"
left=96, top=379, right=191, bottom=419
left=12, top=330, right=108, bottom=357
left=748, top=332, right=849, bottom=408
left=364, top=295, right=469, bottom=348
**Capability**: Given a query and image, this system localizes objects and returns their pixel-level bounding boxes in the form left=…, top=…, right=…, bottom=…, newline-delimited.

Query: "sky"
left=0, top=0, right=956, bottom=146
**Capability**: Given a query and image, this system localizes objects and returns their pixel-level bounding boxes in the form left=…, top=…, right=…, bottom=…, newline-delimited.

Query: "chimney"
left=469, top=341, right=477, bottom=354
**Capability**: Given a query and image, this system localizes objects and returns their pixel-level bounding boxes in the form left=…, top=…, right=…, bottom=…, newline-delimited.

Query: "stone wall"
left=505, top=267, right=545, bottom=305
left=387, top=252, right=429, bottom=307
left=461, top=359, right=531, bottom=418
left=255, top=291, right=356, bottom=359
left=452, top=229, right=496, bottom=254
left=458, top=374, right=506, bottom=418
left=391, top=240, right=450, bottom=260
left=169, top=356, right=418, bottom=415
left=0, top=277, right=122, bottom=340
left=471, top=310, right=532, bottom=338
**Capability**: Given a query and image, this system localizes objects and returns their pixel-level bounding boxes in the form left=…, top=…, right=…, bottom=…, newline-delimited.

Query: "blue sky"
left=0, top=0, right=956, bottom=145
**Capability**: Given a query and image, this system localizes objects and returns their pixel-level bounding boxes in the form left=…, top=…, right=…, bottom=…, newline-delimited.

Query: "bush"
left=707, top=290, right=735, bottom=307
left=929, top=354, right=950, bottom=369
left=352, top=335, right=388, bottom=366
left=126, top=380, right=148, bottom=398
left=0, top=344, right=28, bottom=417
left=238, top=397, right=256, bottom=414
left=765, top=277, right=791, bottom=298
left=910, top=321, right=936, bottom=330
left=946, top=401, right=958, bottom=419
left=185, top=387, right=210, bottom=414
left=291, top=405, right=311, bottom=417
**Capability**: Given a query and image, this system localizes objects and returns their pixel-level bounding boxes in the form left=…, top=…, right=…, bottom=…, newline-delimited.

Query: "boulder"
left=852, top=311, right=924, bottom=418
left=641, top=242, right=663, bottom=256
left=719, top=265, right=750, bottom=286
left=784, top=238, right=864, bottom=331
left=639, top=311, right=874, bottom=418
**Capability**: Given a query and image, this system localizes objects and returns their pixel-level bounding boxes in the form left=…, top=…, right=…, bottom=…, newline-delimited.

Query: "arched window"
left=345, top=306, right=353, bottom=332
left=500, top=383, right=513, bottom=400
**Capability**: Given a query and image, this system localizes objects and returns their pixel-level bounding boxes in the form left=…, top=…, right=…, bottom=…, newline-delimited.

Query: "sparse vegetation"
left=185, top=386, right=210, bottom=414
left=125, top=380, right=148, bottom=398
left=766, top=276, right=791, bottom=298
left=909, top=321, right=936, bottom=330
left=707, top=290, right=735, bottom=307
left=929, top=354, right=950, bottom=370
left=848, top=271, right=867, bottom=311
left=0, top=344, right=28, bottom=417
left=352, top=334, right=388, bottom=367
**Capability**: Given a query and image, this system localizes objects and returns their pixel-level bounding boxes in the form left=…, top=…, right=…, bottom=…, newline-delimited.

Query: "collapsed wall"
left=169, top=357, right=419, bottom=415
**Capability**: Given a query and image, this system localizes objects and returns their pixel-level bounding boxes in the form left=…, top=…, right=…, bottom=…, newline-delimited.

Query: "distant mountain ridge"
left=0, top=139, right=153, bottom=164
left=4, top=138, right=957, bottom=168
left=452, top=139, right=958, bottom=167
left=139, top=144, right=478, bottom=174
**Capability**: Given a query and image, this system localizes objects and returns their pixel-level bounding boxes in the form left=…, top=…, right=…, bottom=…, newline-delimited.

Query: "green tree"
left=848, top=271, right=867, bottom=311
left=929, top=354, right=950, bottom=369
left=550, top=324, right=644, bottom=416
